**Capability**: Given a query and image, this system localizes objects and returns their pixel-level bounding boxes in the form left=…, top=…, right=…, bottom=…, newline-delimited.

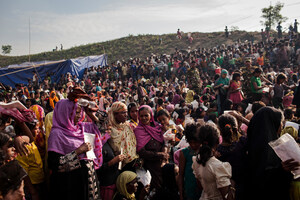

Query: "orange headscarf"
left=49, top=91, right=59, bottom=109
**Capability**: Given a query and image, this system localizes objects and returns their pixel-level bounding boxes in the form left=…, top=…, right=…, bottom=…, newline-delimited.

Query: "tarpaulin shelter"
left=0, top=54, right=107, bottom=87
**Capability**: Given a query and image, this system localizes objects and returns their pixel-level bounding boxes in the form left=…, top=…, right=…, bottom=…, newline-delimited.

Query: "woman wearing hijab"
left=46, top=91, right=59, bottom=112
left=48, top=98, right=109, bottom=200
left=214, top=69, right=229, bottom=114
left=134, top=105, right=168, bottom=189
left=113, top=171, right=138, bottom=200
left=172, top=93, right=182, bottom=105
left=246, top=106, right=300, bottom=200
left=108, top=102, right=138, bottom=172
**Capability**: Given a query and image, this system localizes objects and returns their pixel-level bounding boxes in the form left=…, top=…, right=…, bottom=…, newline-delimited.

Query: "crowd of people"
left=0, top=31, right=300, bottom=200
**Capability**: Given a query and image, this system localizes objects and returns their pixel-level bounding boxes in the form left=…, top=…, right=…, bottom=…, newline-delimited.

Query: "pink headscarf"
left=48, top=99, right=109, bottom=169
left=134, top=105, right=164, bottom=152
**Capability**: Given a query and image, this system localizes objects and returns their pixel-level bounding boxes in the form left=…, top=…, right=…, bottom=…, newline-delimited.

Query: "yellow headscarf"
left=281, top=126, right=298, bottom=140
left=116, top=171, right=137, bottom=200
left=185, top=90, right=194, bottom=104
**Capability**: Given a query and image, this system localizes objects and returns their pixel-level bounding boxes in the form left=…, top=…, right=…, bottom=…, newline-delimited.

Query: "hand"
left=84, top=107, right=99, bottom=122
left=14, top=136, right=30, bottom=156
left=75, top=142, right=91, bottom=155
left=139, top=184, right=150, bottom=200
left=214, top=150, right=221, bottom=158
left=157, top=152, right=169, bottom=160
left=140, top=184, right=150, bottom=196
left=113, top=154, right=126, bottom=163
left=282, top=159, right=300, bottom=172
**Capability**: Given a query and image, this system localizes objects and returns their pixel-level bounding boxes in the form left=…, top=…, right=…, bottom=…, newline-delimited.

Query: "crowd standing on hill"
left=1, top=30, right=300, bottom=200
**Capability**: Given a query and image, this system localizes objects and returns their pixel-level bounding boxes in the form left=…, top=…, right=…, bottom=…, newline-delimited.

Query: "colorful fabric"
left=108, top=102, right=127, bottom=130
left=0, top=107, right=35, bottom=123
left=30, top=105, right=46, bottom=159
left=134, top=105, right=163, bottom=152
left=47, top=99, right=109, bottom=169
left=108, top=102, right=138, bottom=166
left=215, top=74, right=229, bottom=87
left=49, top=91, right=59, bottom=109
left=182, top=147, right=201, bottom=199
left=281, top=126, right=298, bottom=140
left=166, top=104, right=175, bottom=113
left=229, top=80, right=243, bottom=104
left=172, top=94, right=181, bottom=105
left=185, top=90, right=194, bottom=104
left=116, top=171, right=137, bottom=200
left=100, top=184, right=116, bottom=200
left=16, top=142, right=44, bottom=184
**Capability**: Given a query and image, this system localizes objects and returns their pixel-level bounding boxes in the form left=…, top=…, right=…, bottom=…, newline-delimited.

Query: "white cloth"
left=192, top=156, right=232, bottom=200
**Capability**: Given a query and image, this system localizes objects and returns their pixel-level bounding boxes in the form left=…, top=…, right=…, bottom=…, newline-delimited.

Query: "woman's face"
left=129, top=106, right=138, bottom=121
left=114, top=110, right=128, bottom=124
left=139, top=109, right=151, bottom=125
left=157, top=115, right=170, bottom=127
left=74, top=105, right=82, bottom=125
left=237, top=105, right=243, bottom=113
left=126, top=178, right=138, bottom=194
left=221, top=73, right=227, bottom=79
left=2, top=138, right=17, bottom=161
left=31, top=123, right=40, bottom=138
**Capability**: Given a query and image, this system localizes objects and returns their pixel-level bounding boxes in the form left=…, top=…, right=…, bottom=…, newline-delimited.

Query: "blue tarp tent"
left=0, top=54, right=107, bottom=87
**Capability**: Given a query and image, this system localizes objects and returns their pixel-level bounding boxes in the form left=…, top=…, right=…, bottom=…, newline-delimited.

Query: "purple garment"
left=172, top=94, right=181, bottom=105
left=134, top=105, right=164, bottom=152
left=47, top=99, right=108, bottom=169
left=166, top=104, right=174, bottom=113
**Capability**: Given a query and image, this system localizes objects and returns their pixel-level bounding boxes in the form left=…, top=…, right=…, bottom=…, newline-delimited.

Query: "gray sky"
left=1, top=0, right=300, bottom=56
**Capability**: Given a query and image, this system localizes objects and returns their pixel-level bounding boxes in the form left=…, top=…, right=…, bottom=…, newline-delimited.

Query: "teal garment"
left=95, top=86, right=102, bottom=96
left=217, top=57, right=224, bottom=66
left=182, top=147, right=201, bottom=200
left=215, top=77, right=229, bottom=87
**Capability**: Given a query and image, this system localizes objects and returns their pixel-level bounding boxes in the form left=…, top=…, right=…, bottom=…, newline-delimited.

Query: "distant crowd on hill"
left=1, top=29, right=300, bottom=200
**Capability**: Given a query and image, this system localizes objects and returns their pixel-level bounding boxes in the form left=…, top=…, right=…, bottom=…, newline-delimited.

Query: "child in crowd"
left=192, top=123, right=235, bottom=200
left=178, top=123, right=202, bottom=200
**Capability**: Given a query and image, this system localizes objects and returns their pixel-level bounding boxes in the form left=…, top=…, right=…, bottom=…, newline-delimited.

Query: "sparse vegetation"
left=0, top=31, right=263, bottom=67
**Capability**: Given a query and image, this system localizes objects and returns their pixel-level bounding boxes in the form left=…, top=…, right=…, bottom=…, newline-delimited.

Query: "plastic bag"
left=136, top=168, right=151, bottom=186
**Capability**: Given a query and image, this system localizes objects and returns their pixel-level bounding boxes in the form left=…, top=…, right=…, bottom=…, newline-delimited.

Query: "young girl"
left=228, top=72, right=243, bottom=108
left=157, top=109, right=183, bottom=144
left=192, top=124, right=235, bottom=200
left=127, top=102, right=139, bottom=131
left=178, top=123, right=202, bottom=200
left=217, top=114, right=247, bottom=199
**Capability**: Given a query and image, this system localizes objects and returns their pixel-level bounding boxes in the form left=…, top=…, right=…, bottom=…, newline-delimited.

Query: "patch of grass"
left=0, top=31, right=265, bottom=67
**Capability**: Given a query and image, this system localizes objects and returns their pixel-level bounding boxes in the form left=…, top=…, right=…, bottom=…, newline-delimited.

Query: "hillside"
left=0, top=31, right=263, bottom=67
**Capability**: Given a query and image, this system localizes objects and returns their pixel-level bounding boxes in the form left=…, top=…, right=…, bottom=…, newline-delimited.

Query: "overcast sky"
left=1, top=0, right=300, bottom=56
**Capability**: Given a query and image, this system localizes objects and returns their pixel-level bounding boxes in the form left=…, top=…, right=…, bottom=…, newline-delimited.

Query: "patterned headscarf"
left=116, top=171, right=137, bottom=200
left=108, top=102, right=128, bottom=130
